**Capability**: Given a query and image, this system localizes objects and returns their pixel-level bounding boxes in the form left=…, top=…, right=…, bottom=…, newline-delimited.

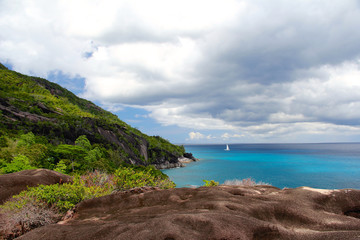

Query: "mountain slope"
left=0, top=64, right=192, bottom=171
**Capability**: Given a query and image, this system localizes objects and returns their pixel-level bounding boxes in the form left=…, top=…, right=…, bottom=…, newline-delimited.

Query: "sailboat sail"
left=225, top=144, right=230, bottom=151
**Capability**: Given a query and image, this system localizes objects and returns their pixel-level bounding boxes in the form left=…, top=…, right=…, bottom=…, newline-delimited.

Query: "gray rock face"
left=153, top=161, right=184, bottom=169
left=18, top=185, right=360, bottom=240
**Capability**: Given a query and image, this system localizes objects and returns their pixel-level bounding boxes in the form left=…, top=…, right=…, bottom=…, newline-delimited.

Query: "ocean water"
left=162, top=143, right=360, bottom=189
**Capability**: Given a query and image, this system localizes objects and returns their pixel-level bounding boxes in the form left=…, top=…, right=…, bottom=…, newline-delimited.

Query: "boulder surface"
left=0, top=169, right=72, bottom=204
left=18, top=185, right=360, bottom=240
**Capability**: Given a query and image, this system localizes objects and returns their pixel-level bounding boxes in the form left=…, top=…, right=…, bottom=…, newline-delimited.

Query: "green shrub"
left=0, top=135, right=8, bottom=147
left=1, top=175, right=112, bottom=214
left=75, top=135, right=91, bottom=151
left=0, top=158, right=6, bottom=168
left=0, top=167, right=174, bottom=215
left=17, top=132, right=36, bottom=147
left=114, top=166, right=175, bottom=190
left=203, top=179, right=219, bottom=187
left=54, top=160, right=67, bottom=174
left=1, top=155, right=35, bottom=174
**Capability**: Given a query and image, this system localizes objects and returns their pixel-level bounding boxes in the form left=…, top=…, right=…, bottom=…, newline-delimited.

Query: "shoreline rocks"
left=17, top=185, right=360, bottom=240
left=153, top=152, right=198, bottom=169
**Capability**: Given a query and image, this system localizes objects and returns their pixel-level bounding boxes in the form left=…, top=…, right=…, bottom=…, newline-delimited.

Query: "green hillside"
left=0, top=64, right=186, bottom=174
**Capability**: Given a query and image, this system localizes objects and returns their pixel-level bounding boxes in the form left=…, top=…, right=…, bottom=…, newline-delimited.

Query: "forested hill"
left=0, top=63, right=188, bottom=174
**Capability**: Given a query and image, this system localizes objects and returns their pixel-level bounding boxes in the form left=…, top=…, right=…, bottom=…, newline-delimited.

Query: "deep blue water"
left=162, top=143, right=360, bottom=189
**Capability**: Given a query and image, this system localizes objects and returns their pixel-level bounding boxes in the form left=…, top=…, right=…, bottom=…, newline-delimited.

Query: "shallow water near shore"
left=162, top=143, right=360, bottom=189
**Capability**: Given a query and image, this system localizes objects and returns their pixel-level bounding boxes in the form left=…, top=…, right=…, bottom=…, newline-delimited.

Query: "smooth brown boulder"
left=0, top=169, right=72, bottom=204
left=18, top=185, right=360, bottom=240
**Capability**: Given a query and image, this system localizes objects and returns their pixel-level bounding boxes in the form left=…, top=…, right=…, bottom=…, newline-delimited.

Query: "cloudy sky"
left=1, top=0, right=360, bottom=143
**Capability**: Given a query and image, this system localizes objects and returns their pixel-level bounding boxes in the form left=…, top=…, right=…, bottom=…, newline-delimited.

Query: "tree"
left=17, top=132, right=36, bottom=147
left=0, top=135, right=8, bottom=148
left=75, top=135, right=91, bottom=151
left=54, top=145, right=87, bottom=172
left=54, top=160, right=67, bottom=174
left=83, top=147, right=103, bottom=171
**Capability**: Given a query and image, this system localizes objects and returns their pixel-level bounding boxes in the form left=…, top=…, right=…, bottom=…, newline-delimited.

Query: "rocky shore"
left=153, top=152, right=198, bottom=169
left=15, top=185, right=360, bottom=240
left=1, top=169, right=360, bottom=240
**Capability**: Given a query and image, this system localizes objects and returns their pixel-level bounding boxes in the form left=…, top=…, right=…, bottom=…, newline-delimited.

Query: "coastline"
left=165, top=143, right=360, bottom=189
left=153, top=152, right=198, bottom=169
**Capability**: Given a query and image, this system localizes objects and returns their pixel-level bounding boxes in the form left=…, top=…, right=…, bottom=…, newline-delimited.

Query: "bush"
left=223, top=178, right=270, bottom=186
left=114, top=166, right=175, bottom=190
left=0, top=155, right=35, bottom=174
left=17, top=132, right=36, bottom=147
left=0, top=169, right=175, bottom=238
left=0, top=198, right=59, bottom=238
left=1, top=175, right=112, bottom=214
left=80, top=170, right=114, bottom=189
left=202, top=179, right=219, bottom=187
left=54, top=159, right=68, bottom=174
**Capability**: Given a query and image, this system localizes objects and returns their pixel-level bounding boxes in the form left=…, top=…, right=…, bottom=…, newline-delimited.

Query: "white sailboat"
left=225, top=144, right=230, bottom=151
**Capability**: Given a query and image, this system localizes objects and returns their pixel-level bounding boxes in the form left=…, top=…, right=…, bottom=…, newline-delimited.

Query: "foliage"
left=1, top=167, right=174, bottom=213
left=203, top=179, right=219, bottom=187
left=54, top=144, right=87, bottom=172
left=0, top=65, right=187, bottom=169
left=0, top=155, right=35, bottom=174
left=54, top=160, right=67, bottom=174
left=0, top=64, right=187, bottom=237
left=0, top=167, right=175, bottom=238
left=146, top=135, right=185, bottom=162
left=79, top=170, right=115, bottom=189
left=17, top=132, right=36, bottom=147
left=0, top=135, right=8, bottom=148
left=114, top=165, right=175, bottom=190
left=75, top=135, right=91, bottom=151
left=83, top=147, right=103, bottom=171
left=0, top=62, right=7, bottom=70
left=1, top=176, right=111, bottom=213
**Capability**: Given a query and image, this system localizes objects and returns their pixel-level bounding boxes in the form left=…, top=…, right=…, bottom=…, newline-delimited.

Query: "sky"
left=1, top=0, right=360, bottom=144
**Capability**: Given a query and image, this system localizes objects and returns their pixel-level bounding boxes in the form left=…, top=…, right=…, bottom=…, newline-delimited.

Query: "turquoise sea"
left=162, top=143, right=360, bottom=189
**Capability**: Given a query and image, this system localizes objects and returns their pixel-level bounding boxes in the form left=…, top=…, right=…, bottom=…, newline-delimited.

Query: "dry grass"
left=0, top=199, right=60, bottom=239
left=80, top=170, right=115, bottom=188
left=223, top=178, right=270, bottom=186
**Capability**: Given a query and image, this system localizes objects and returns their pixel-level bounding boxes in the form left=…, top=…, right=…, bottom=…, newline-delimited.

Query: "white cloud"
left=187, top=132, right=217, bottom=142
left=1, top=0, right=360, bottom=142
left=221, top=133, right=245, bottom=139
left=206, top=135, right=216, bottom=140
left=147, top=104, right=236, bottom=130
left=188, top=132, right=205, bottom=140
left=269, top=113, right=309, bottom=123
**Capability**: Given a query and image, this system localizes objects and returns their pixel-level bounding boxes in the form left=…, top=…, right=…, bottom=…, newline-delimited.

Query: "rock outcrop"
left=18, top=185, right=360, bottom=240
left=153, top=152, right=197, bottom=169
left=0, top=169, right=72, bottom=204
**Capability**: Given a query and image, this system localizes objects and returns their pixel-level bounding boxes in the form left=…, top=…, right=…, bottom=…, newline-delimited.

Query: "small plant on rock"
left=203, top=179, right=219, bottom=187
left=223, top=178, right=270, bottom=186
